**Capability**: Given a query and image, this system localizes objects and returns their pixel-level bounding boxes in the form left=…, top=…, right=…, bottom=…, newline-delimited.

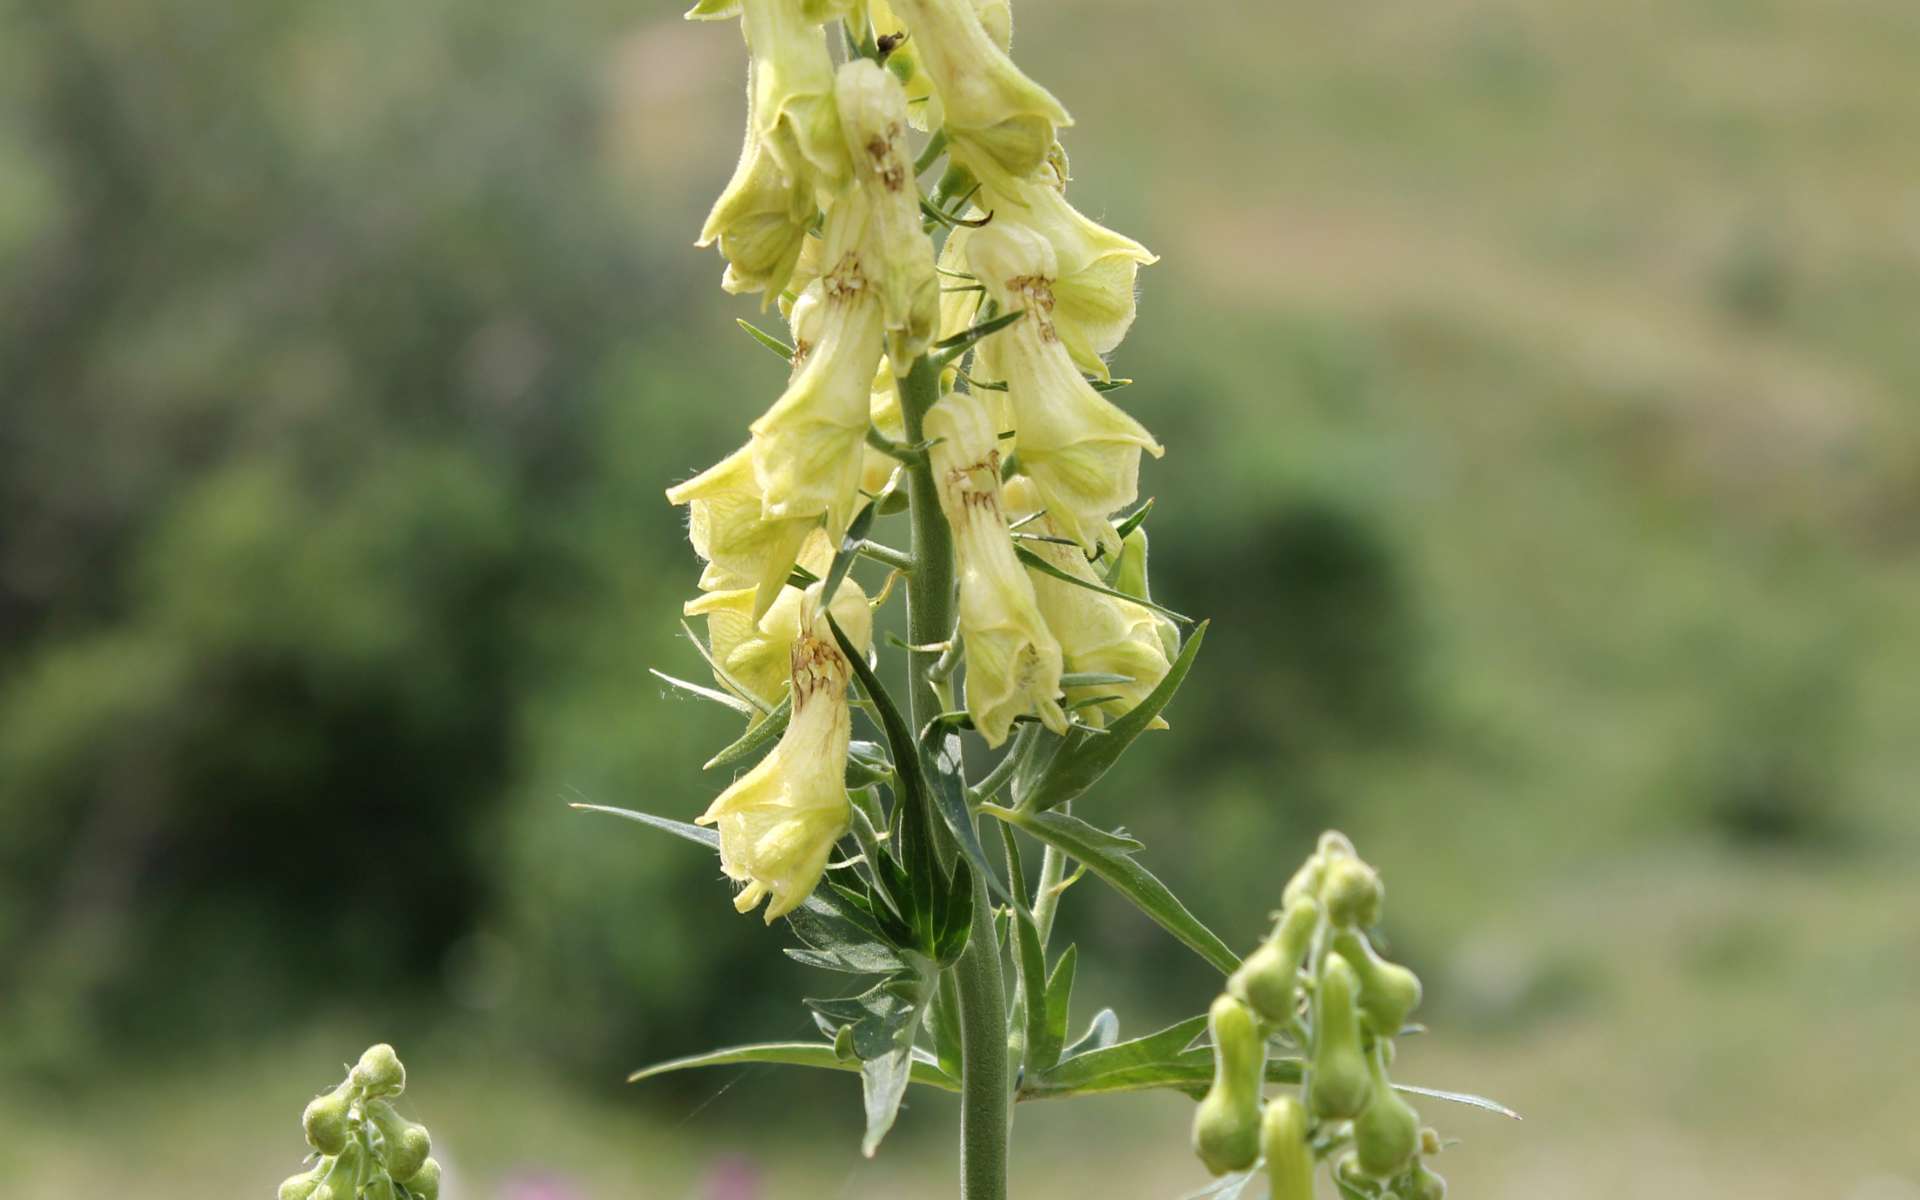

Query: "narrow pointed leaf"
left=679, top=619, right=776, bottom=716
left=570, top=803, right=717, bottom=850
left=1035, top=943, right=1076, bottom=1071
left=1089, top=377, right=1134, bottom=393
left=998, top=823, right=1050, bottom=1079
left=1394, top=1083, right=1523, bottom=1120
left=704, top=692, right=791, bottom=769
left=1013, top=546, right=1193, bottom=624
left=984, top=804, right=1238, bottom=975
left=921, top=721, right=1012, bottom=906
left=821, top=497, right=882, bottom=609
left=649, top=668, right=756, bottom=715
left=930, top=307, right=1025, bottom=362
left=627, top=1041, right=957, bottom=1091
left=1112, top=497, right=1154, bottom=540
left=736, top=317, right=795, bottom=360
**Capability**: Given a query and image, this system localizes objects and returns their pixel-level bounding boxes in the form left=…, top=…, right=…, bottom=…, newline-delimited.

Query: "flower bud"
left=1261, top=1094, right=1316, bottom=1200
left=351, top=1043, right=406, bottom=1098
left=882, top=0, right=1070, bottom=192
left=1280, top=852, right=1325, bottom=912
left=1321, top=855, right=1382, bottom=929
left=279, top=1162, right=327, bottom=1200
left=925, top=390, right=1067, bottom=746
left=968, top=222, right=1162, bottom=557
left=697, top=98, right=816, bottom=302
left=1420, top=1126, right=1443, bottom=1157
left=302, top=1083, right=353, bottom=1156
left=1410, top=1162, right=1448, bottom=1200
left=402, top=1158, right=442, bottom=1200
left=1330, top=929, right=1422, bottom=1037
left=1191, top=995, right=1265, bottom=1176
left=685, top=550, right=870, bottom=721
left=1352, top=1044, right=1420, bottom=1179
left=366, top=1099, right=432, bottom=1182
left=1308, top=953, right=1371, bottom=1120
left=835, top=60, right=939, bottom=367
left=697, top=592, right=858, bottom=920
left=311, top=1141, right=367, bottom=1200
left=1230, top=897, right=1319, bottom=1025
left=666, top=444, right=820, bottom=622
left=740, top=0, right=848, bottom=197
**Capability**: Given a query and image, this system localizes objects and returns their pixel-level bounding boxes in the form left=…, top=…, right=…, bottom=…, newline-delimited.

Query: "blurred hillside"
left=1, top=0, right=1917, bottom=1196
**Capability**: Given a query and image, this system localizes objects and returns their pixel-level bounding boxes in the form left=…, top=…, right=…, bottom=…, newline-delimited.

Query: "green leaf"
left=806, top=972, right=935, bottom=1156
left=1023, top=1041, right=1304, bottom=1102
left=1013, top=545, right=1194, bottom=625
left=678, top=619, right=776, bottom=717
left=1394, top=1083, right=1523, bottom=1121
left=734, top=317, right=795, bottom=361
left=1018, top=621, right=1208, bottom=813
left=984, top=804, right=1238, bottom=975
left=927, top=968, right=964, bottom=1081
left=997, top=823, right=1050, bottom=1081
left=569, top=803, right=717, bottom=850
left=703, top=692, right=791, bottom=770
left=1089, top=376, right=1134, bottom=393
left=930, top=307, right=1025, bottom=363
left=783, top=891, right=909, bottom=975
left=648, top=668, right=755, bottom=716
left=921, top=720, right=1012, bottom=907
left=1034, top=943, right=1076, bottom=1071
left=1058, top=671, right=1135, bottom=689
left=821, top=497, right=881, bottom=609
left=1112, top=497, right=1154, bottom=540
left=627, top=1041, right=957, bottom=1092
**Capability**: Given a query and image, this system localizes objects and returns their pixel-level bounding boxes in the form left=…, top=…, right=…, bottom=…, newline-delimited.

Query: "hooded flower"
left=968, top=221, right=1162, bottom=556
left=748, top=196, right=888, bottom=555
left=698, top=586, right=862, bottom=921
left=741, top=0, right=848, bottom=200
left=685, top=539, right=872, bottom=721
left=926, top=390, right=1067, bottom=746
left=1004, top=478, right=1171, bottom=728
left=836, top=59, right=940, bottom=368
left=883, top=0, right=1070, bottom=193
left=697, top=64, right=817, bottom=303
left=666, top=443, right=820, bottom=620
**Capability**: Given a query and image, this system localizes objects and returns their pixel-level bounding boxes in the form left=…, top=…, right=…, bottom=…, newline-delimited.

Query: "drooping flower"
left=882, top=0, right=1070, bottom=193
left=666, top=443, right=820, bottom=620
left=696, top=66, right=818, bottom=303
left=925, top=390, right=1067, bottom=746
left=685, top=538, right=871, bottom=722
left=740, top=0, right=849, bottom=200
left=697, top=585, right=865, bottom=921
left=1003, top=478, right=1171, bottom=728
left=748, top=194, right=888, bottom=553
left=836, top=59, right=940, bottom=368
left=968, top=221, right=1162, bottom=556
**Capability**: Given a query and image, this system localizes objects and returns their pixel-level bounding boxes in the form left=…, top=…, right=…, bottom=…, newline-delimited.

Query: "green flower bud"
left=351, top=1044, right=406, bottom=1097
left=1352, top=1044, right=1419, bottom=1180
left=312, top=1141, right=367, bottom=1200
left=1281, top=852, right=1325, bottom=911
left=1230, top=898, right=1319, bottom=1025
left=1261, top=1094, right=1316, bottom=1200
left=402, top=1158, right=442, bottom=1200
left=279, top=1162, right=327, bottom=1200
left=302, top=1084, right=353, bottom=1156
left=1192, top=995, right=1266, bottom=1175
left=1410, top=1162, right=1448, bottom=1200
left=1321, top=856, right=1382, bottom=929
left=1317, top=830, right=1358, bottom=859
left=367, top=1099, right=432, bottom=1182
left=1330, top=929, right=1422, bottom=1036
left=1309, top=952, right=1371, bottom=1120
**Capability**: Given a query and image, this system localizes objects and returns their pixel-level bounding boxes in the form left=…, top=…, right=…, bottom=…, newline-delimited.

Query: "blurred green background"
left=3, top=0, right=1917, bottom=1196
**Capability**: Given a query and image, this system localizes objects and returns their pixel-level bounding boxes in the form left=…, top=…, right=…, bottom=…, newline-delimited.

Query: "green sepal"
left=983, top=804, right=1239, bottom=975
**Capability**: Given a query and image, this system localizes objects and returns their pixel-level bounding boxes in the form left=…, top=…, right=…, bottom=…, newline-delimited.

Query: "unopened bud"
left=1191, top=995, right=1265, bottom=1175
left=351, top=1044, right=406, bottom=1097
left=1260, top=1094, right=1315, bottom=1200
left=402, top=1158, right=442, bottom=1200
left=367, top=1099, right=431, bottom=1181
left=1280, top=853, right=1325, bottom=911
left=1308, top=953, right=1371, bottom=1120
left=311, top=1142, right=366, bottom=1200
left=1410, top=1162, right=1449, bottom=1200
left=302, top=1085, right=352, bottom=1155
left=1330, top=929, right=1422, bottom=1036
left=1321, top=856, right=1382, bottom=929
left=1352, top=1045, right=1420, bottom=1179
left=1420, top=1126, right=1443, bottom=1157
left=278, top=1162, right=326, bottom=1200
left=1230, top=898, right=1319, bottom=1024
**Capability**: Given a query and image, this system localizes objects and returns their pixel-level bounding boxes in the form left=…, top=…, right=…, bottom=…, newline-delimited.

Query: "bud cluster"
left=280, top=1044, right=441, bottom=1200
left=1193, top=834, right=1450, bottom=1199
left=669, top=0, right=1171, bottom=922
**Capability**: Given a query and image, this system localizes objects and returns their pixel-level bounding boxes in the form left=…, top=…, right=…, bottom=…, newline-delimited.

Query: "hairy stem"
left=901, top=355, right=1009, bottom=1200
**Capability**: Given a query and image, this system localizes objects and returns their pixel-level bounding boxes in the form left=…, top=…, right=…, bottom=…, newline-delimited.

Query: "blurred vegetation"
left=2, top=0, right=1918, bottom=1195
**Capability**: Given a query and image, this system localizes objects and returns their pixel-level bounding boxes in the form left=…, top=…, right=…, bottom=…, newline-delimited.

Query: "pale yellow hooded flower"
left=666, top=443, right=819, bottom=621
left=926, top=390, right=1067, bottom=747
left=741, top=0, right=848, bottom=199
left=968, top=221, right=1162, bottom=557
left=1003, top=478, right=1170, bottom=728
left=684, top=538, right=871, bottom=721
left=883, top=0, right=1070, bottom=193
left=697, top=63, right=817, bottom=304
left=698, top=587, right=862, bottom=921
left=836, top=59, right=939, bottom=369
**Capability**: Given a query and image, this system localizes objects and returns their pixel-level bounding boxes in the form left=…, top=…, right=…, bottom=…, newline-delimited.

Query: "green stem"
left=900, top=353, right=1010, bottom=1200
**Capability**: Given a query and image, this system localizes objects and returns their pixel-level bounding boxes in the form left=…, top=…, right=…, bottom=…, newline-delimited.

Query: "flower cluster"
left=1193, top=834, right=1450, bottom=1199
left=280, top=1044, right=440, bottom=1200
left=669, top=0, right=1170, bottom=920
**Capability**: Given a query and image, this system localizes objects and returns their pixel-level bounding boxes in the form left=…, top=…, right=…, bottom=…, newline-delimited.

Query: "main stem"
left=900, top=355, right=1010, bottom=1200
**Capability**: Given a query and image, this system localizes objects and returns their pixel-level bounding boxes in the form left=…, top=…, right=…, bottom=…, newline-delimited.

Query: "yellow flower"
left=968, top=222, right=1162, bottom=556
left=749, top=200, right=887, bottom=538
left=741, top=0, right=848, bottom=198
left=836, top=59, right=940, bottom=368
left=883, top=0, right=1071, bottom=193
left=685, top=542, right=872, bottom=721
left=666, top=444, right=818, bottom=620
left=697, top=71, right=817, bottom=303
left=926, top=390, right=1067, bottom=747
left=698, top=587, right=861, bottom=921
left=1003, top=479, right=1170, bottom=728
